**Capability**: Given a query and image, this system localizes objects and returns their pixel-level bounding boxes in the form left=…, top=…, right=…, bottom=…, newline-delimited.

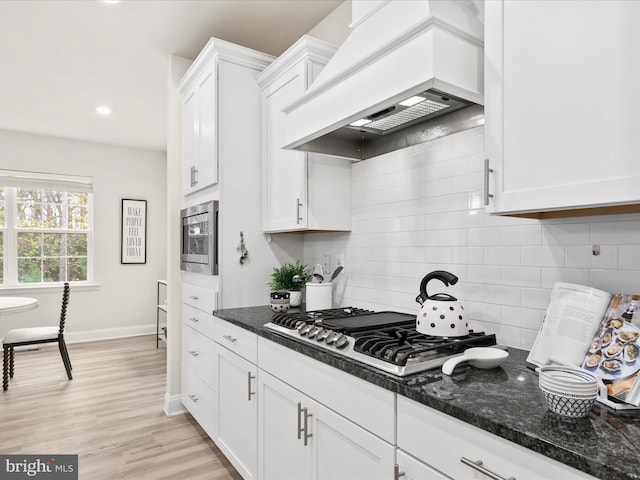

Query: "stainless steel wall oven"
left=180, top=200, right=218, bottom=275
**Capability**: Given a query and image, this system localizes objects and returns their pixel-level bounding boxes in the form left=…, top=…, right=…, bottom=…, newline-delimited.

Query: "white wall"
left=303, top=126, right=640, bottom=350
left=0, top=130, right=166, bottom=342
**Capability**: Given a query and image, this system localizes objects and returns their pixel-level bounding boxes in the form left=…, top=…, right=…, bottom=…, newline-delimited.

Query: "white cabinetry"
left=181, top=284, right=217, bottom=439
left=397, top=396, right=598, bottom=480
left=395, top=450, right=449, bottom=480
left=257, top=370, right=394, bottom=480
left=213, top=318, right=258, bottom=480
left=257, top=337, right=395, bottom=479
left=181, top=60, right=218, bottom=195
left=257, top=36, right=352, bottom=233
left=485, top=0, right=640, bottom=218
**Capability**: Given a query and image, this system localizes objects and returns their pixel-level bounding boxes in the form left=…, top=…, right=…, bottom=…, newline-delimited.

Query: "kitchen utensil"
left=312, top=273, right=324, bottom=283
left=415, top=270, right=467, bottom=337
left=330, top=266, right=344, bottom=282
left=441, top=347, right=509, bottom=375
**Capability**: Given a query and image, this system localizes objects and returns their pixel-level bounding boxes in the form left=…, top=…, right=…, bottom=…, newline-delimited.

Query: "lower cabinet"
left=214, top=344, right=258, bottom=480
left=257, top=370, right=394, bottom=480
left=181, top=322, right=216, bottom=439
left=397, top=396, right=598, bottom=480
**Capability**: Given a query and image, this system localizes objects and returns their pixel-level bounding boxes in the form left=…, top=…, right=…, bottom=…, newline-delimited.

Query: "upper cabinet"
left=485, top=0, right=640, bottom=219
left=179, top=38, right=273, bottom=196
left=257, top=36, right=352, bottom=233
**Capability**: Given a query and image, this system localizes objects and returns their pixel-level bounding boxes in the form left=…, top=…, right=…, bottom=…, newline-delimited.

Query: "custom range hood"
left=283, top=0, right=485, bottom=160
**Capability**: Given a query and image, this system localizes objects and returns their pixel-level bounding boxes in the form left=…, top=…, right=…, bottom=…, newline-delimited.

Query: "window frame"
left=0, top=184, right=94, bottom=288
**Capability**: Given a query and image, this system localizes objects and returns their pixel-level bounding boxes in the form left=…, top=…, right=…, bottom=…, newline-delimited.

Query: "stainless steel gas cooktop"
left=264, top=307, right=497, bottom=377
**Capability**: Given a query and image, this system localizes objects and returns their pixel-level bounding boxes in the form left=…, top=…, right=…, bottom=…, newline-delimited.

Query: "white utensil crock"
left=305, top=282, right=332, bottom=311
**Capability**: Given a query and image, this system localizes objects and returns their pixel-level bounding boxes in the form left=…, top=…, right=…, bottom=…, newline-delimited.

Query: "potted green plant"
left=268, top=261, right=311, bottom=307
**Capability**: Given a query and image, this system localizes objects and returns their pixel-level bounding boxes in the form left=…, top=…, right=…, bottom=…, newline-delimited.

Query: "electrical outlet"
left=322, top=253, right=331, bottom=274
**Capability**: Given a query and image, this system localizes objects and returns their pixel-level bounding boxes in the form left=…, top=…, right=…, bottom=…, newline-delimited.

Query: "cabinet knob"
left=187, top=394, right=199, bottom=404
left=189, top=295, right=199, bottom=301
left=189, top=317, right=199, bottom=323
left=188, top=350, right=199, bottom=357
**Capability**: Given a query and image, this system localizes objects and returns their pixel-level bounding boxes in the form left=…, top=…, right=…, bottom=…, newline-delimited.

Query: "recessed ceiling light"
left=96, top=106, right=112, bottom=116
left=399, top=96, right=426, bottom=107
left=349, top=118, right=371, bottom=127
left=102, top=1, right=121, bottom=4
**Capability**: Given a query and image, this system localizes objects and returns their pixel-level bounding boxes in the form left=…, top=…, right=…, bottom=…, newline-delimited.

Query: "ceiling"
left=0, top=0, right=344, bottom=153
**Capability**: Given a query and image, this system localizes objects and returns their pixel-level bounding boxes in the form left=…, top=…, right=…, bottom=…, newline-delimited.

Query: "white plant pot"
left=289, top=290, right=303, bottom=307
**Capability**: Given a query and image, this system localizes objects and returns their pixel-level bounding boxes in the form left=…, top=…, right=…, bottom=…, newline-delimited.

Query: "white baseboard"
left=164, top=392, right=186, bottom=416
left=65, top=324, right=156, bottom=343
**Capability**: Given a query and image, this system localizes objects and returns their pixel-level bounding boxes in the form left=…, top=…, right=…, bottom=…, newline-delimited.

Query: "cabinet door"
left=263, top=70, right=308, bottom=231
left=485, top=0, right=640, bottom=216
left=310, top=395, right=394, bottom=480
left=215, top=345, right=257, bottom=480
left=182, top=87, right=198, bottom=194
left=257, top=370, right=312, bottom=480
left=196, top=65, right=218, bottom=189
left=396, top=450, right=450, bottom=480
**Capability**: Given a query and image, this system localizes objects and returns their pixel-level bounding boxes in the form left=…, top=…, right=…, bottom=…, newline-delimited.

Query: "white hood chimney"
left=283, top=0, right=484, bottom=160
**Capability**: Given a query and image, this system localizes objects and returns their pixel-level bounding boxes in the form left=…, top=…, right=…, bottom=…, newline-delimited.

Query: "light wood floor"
left=0, top=335, right=242, bottom=480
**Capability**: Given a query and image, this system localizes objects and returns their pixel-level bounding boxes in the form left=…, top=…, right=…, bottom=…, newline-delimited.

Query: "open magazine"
left=526, top=282, right=640, bottom=409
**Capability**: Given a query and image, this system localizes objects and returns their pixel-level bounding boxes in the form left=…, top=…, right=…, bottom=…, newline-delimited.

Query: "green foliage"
left=268, top=261, right=312, bottom=292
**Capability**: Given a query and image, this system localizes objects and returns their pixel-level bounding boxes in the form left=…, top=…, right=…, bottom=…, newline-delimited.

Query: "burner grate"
left=353, top=326, right=497, bottom=366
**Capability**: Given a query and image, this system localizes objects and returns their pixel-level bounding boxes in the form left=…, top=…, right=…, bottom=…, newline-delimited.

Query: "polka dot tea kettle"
left=415, top=270, right=467, bottom=337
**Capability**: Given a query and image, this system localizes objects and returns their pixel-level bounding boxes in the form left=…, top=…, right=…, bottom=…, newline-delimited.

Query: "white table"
left=0, top=296, right=39, bottom=314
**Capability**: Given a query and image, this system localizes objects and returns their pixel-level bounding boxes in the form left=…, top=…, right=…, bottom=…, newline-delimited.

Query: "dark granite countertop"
left=214, top=305, right=640, bottom=480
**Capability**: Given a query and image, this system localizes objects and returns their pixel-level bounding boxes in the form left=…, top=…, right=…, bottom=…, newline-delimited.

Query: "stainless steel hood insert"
left=283, top=0, right=485, bottom=160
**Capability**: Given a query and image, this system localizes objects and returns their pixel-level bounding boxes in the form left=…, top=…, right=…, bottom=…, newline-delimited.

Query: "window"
left=0, top=170, right=93, bottom=287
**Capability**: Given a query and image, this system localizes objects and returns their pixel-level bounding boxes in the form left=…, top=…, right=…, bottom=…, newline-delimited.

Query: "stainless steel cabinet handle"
left=188, top=317, right=199, bottom=323
left=302, top=408, right=312, bottom=446
left=189, top=295, right=199, bottom=301
left=190, top=166, right=194, bottom=187
left=247, top=372, right=255, bottom=401
left=297, top=402, right=303, bottom=440
left=188, top=350, right=199, bottom=357
left=296, top=198, right=303, bottom=224
left=187, top=394, right=199, bottom=403
left=393, top=464, right=405, bottom=480
left=484, top=158, right=494, bottom=206
left=461, top=457, right=515, bottom=480
left=223, top=334, right=237, bottom=343
left=193, top=166, right=199, bottom=186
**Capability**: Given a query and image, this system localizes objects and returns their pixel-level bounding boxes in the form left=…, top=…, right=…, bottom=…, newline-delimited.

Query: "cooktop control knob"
left=316, top=329, right=331, bottom=342
left=299, top=324, right=313, bottom=336
left=335, top=334, right=349, bottom=349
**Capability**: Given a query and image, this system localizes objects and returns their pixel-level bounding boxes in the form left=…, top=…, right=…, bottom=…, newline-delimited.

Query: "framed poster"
left=121, top=199, right=147, bottom=264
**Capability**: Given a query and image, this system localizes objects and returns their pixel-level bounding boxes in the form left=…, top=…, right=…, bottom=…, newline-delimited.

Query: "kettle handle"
left=418, top=270, right=459, bottom=304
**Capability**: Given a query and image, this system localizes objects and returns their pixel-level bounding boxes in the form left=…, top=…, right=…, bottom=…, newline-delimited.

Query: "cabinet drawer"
left=213, top=317, right=257, bottom=364
left=182, top=283, right=217, bottom=313
left=182, top=303, right=215, bottom=340
left=182, top=323, right=216, bottom=387
left=182, top=367, right=216, bottom=439
left=397, top=396, right=597, bottom=480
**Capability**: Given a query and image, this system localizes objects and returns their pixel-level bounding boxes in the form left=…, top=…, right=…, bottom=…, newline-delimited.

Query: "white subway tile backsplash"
left=500, top=266, right=541, bottom=288
left=484, top=246, right=521, bottom=266
left=619, top=246, right=640, bottom=270
left=501, top=225, right=542, bottom=246
left=565, top=245, right=618, bottom=269
left=304, top=126, right=640, bottom=349
left=541, top=268, right=591, bottom=288
left=521, top=246, right=565, bottom=267
left=541, top=223, right=590, bottom=245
